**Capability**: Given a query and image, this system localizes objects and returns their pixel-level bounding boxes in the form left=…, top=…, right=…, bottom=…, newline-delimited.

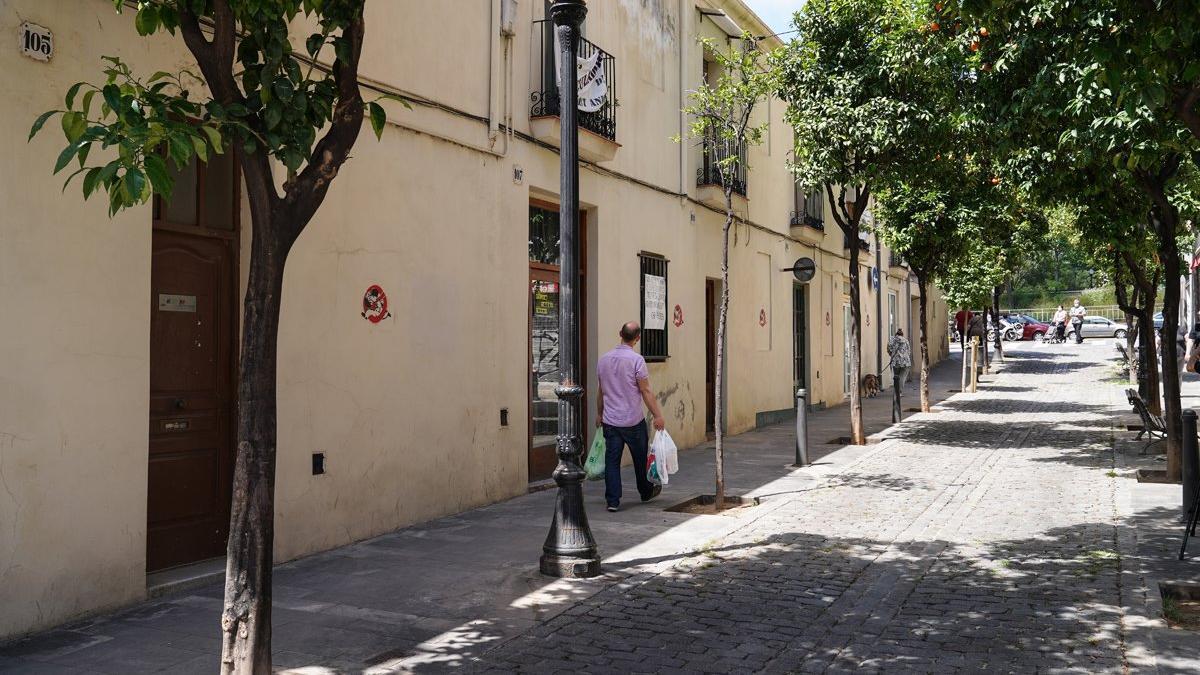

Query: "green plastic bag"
left=584, top=429, right=606, bottom=481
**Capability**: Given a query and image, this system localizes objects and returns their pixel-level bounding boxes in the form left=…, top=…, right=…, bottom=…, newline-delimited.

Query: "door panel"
left=706, top=280, right=717, bottom=434
left=148, top=230, right=235, bottom=572
left=793, top=285, right=806, bottom=389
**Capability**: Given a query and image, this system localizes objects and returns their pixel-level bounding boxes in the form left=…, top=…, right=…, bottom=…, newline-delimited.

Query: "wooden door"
left=147, top=164, right=238, bottom=578
left=148, top=230, right=236, bottom=571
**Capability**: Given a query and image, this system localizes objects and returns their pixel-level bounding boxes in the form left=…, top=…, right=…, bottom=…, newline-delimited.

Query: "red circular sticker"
left=673, top=304, right=684, bottom=327
left=759, top=308, right=767, bottom=327
left=361, top=285, right=391, bottom=323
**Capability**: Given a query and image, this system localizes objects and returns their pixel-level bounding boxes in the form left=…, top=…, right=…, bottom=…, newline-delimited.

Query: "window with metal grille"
left=639, top=252, right=669, bottom=362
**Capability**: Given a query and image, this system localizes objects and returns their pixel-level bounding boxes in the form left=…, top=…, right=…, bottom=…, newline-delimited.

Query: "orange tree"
left=959, top=0, right=1200, bottom=479
left=776, top=0, right=951, bottom=444
left=30, top=1, right=399, bottom=671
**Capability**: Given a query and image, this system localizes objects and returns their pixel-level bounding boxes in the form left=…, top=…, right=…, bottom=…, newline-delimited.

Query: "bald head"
left=619, top=321, right=642, bottom=344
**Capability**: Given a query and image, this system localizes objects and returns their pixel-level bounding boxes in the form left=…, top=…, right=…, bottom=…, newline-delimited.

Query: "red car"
left=1022, top=321, right=1051, bottom=340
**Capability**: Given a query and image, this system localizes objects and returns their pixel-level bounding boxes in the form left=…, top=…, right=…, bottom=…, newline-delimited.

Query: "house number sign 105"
left=19, top=22, right=53, bottom=62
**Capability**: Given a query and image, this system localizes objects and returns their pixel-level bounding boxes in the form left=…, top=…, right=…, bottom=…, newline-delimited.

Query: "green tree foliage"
left=778, top=0, right=954, bottom=443
left=960, top=0, right=1200, bottom=480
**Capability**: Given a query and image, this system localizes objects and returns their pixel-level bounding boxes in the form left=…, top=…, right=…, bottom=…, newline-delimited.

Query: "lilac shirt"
left=597, top=344, right=649, bottom=427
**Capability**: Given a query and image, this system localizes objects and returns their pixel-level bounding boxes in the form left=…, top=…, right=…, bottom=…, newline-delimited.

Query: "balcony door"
left=528, top=202, right=586, bottom=483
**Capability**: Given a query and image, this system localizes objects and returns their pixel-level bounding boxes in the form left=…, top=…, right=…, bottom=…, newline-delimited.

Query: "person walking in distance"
left=954, top=307, right=972, bottom=351
left=1069, top=299, right=1087, bottom=344
left=596, top=321, right=665, bottom=512
left=888, top=329, right=912, bottom=387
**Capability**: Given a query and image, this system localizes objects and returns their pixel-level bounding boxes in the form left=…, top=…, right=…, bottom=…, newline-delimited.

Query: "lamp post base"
left=539, top=553, right=602, bottom=578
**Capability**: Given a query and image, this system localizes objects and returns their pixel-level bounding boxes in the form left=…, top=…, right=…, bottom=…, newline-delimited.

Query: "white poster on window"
left=644, top=274, right=666, bottom=330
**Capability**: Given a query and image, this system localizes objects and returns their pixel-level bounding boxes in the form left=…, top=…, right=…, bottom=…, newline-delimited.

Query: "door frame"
left=527, top=199, right=587, bottom=482
left=147, top=155, right=241, bottom=573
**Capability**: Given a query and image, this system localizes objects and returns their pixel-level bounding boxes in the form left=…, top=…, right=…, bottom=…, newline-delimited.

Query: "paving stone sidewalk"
left=4, top=339, right=1198, bottom=674
left=471, top=340, right=1194, bottom=674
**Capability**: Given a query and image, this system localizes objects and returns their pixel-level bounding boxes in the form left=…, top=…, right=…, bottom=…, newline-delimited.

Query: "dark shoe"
left=641, top=485, right=662, bottom=502
left=606, top=505, right=619, bottom=512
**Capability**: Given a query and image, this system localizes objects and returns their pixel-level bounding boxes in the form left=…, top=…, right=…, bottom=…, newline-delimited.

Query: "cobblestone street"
left=4, top=339, right=1198, bottom=674
left=472, top=341, right=1146, bottom=674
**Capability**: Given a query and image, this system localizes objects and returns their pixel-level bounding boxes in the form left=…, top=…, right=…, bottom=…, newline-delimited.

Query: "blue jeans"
left=602, top=422, right=654, bottom=507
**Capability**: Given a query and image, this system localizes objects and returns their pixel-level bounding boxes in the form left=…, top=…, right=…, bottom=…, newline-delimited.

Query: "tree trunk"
left=1138, top=164, right=1183, bottom=480
left=847, top=224, right=864, bottom=445
left=1159, top=245, right=1182, bottom=482
left=220, top=221, right=289, bottom=673
left=1141, top=308, right=1162, bottom=416
left=916, top=272, right=931, bottom=413
left=714, top=202, right=732, bottom=511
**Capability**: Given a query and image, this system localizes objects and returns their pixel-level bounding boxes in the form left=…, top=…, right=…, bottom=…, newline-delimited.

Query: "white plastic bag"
left=651, top=429, right=679, bottom=484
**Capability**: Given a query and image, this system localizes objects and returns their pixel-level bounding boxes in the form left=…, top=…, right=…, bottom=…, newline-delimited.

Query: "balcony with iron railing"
left=888, top=251, right=907, bottom=268
left=695, top=134, right=747, bottom=210
left=789, top=189, right=825, bottom=243
left=529, top=19, right=620, bottom=162
left=844, top=232, right=870, bottom=252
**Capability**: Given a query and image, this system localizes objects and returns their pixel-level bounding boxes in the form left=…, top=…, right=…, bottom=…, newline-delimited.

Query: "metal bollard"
left=1184, top=410, right=1199, bottom=521
left=892, top=372, right=902, bottom=423
left=795, top=388, right=809, bottom=467
left=964, top=338, right=974, bottom=391
left=961, top=345, right=969, bottom=392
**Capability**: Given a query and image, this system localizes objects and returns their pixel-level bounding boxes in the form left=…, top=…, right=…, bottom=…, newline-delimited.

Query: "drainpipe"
left=488, top=0, right=501, bottom=143
left=678, top=0, right=687, bottom=196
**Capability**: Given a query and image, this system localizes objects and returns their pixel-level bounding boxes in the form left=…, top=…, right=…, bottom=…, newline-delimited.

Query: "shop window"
left=639, top=252, right=669, bottom=362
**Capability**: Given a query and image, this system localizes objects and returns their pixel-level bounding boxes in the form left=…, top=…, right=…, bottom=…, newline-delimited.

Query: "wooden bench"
left=1126, top=388, right=1167, bottom=453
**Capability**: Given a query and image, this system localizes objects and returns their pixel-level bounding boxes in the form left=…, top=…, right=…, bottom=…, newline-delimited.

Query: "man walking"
left=596, top=321, right=665, bottom=512
left=1069, top=299, right=1087, bottom=344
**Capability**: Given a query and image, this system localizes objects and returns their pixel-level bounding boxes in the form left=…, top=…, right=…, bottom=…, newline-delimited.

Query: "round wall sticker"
left=361, top=285, right=392, bottom=323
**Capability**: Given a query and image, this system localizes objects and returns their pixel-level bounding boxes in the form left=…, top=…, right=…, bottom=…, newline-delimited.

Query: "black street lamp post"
left=540, top=0, right=601, bottom=579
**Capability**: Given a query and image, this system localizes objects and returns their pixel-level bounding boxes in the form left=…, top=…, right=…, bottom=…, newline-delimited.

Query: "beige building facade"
left=0, top=0, right=950, bottom=639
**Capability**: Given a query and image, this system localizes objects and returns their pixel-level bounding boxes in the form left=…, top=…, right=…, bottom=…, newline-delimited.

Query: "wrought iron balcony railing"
left=531, top=20, right=617, bottom=142
left=844, top=232, right=870, bottom=252
left=790, top=211, right=824, bottom=229
left=889, top=252, right=907, bottom=268
left=698, top=134, right=747, bottom=197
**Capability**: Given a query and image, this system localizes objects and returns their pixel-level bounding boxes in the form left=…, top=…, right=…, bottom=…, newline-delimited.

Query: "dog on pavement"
left=860, top=373, right=880, bottom=398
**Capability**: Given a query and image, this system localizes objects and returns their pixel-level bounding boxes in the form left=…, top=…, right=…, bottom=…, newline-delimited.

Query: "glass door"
left=527, top=202, right=585, bottom=483
left=529, top=270, right=561, bottom=482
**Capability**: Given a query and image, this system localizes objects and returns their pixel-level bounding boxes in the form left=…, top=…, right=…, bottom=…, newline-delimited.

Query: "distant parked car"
left=1068, top=316, right=1128, bottom=340
left=1154, top=312, right=1164, bottom=330
left=1020, top=320, right=1051, bottom=341
left=1003, top=313, right=1051, bottom=340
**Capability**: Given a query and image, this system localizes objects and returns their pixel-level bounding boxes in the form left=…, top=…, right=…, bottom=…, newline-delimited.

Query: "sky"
left=742, top=0, right=805, bottom=37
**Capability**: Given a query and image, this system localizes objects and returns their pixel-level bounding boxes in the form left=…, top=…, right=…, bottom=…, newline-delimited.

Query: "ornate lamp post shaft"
left=540, top=0, right=601, bottom=579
